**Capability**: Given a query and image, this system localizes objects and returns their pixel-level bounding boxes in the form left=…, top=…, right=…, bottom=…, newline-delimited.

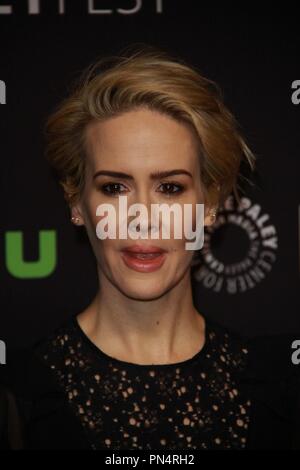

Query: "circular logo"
left=192, top=196, right=278, bottom=294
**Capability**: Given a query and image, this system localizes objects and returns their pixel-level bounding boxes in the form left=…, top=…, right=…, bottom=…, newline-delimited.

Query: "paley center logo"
left=192, top=195, right=278, bottom=294
left=94, top=195, right=205, bottom=250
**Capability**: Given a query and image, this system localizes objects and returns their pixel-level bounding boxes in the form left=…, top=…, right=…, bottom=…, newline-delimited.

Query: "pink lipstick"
left=120, top=244, right=167, bottom=273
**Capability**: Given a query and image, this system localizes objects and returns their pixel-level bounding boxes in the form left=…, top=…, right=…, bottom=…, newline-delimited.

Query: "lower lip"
left=120, top=251, right=167, bottom=273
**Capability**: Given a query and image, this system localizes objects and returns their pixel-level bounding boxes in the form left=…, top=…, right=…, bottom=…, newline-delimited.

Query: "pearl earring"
left=71, top=216, right=80, bottom=224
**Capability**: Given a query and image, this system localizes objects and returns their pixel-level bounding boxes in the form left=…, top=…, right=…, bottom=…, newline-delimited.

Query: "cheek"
left=170, top=244, right=194, bottom=276
left=177, top=203, right=200, bottom=237
left=168, top=238, right=193, bottom=261
left=83, top=197, right=111, bottom=238
left=190, top=195, right=205, bottom=233
left=92, top=239, right=116, bottom=274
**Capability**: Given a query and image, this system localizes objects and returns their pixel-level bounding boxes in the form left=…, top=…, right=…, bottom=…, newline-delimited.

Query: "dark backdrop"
left=0, top=1, right=299, bottom=348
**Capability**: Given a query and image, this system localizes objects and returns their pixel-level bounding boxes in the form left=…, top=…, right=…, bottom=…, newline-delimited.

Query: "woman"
left=1, top=45, right=299, bottom=450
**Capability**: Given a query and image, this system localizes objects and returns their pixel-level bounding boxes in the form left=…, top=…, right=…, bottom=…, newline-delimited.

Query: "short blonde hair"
left=44, top=44, right=256, bottom=208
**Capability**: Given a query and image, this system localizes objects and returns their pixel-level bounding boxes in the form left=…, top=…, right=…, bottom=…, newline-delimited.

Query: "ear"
left=204, top=205, right=217, bottom=227
left=69, top=199, right=85, bottom=226
left=203, top=183, right=220, bottom=227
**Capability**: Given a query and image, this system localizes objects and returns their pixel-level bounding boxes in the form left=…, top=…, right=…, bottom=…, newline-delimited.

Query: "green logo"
left=5, top=230, right=57, bottom=279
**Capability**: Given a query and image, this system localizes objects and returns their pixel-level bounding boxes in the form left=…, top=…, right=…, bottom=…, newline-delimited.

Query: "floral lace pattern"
left=37, top=316, right=251, bottom=450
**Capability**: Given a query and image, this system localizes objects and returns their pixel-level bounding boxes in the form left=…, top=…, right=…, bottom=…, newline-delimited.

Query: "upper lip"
left=121, top=244, right=167, bottom=254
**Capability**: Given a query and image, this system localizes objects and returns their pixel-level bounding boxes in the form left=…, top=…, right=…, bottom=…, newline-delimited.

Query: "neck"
left=77, top=268, right=206, bottom=365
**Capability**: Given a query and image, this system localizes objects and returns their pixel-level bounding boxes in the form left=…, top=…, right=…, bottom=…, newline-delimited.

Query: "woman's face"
left=72, top=107, right=213, bottom=300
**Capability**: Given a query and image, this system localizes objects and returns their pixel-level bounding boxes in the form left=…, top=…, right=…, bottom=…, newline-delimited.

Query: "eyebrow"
left=93, top=169, right=193, bottom=180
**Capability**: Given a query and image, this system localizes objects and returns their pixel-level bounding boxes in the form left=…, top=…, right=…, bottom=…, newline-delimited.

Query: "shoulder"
left=0, top=316, right=89, bottom=449
left=205, top=318, right=300, bottom=448
left=0, top=317, right=77, bottom=394
left=33, top=315, right=80, bottom=371
left=207, top=318, right=300, bottom=383
left=0, top=318, right=76, bottom=413
left=205, top=317, right=250, bottom=376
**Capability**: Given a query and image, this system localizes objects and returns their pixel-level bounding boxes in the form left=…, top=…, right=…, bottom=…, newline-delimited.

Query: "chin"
left=118, top=279, right=170, bottom=301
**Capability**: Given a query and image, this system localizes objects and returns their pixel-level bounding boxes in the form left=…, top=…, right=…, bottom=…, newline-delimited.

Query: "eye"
left=99, top=182, right=128, bottom=196
left=157, top=182, right=185, bottom=196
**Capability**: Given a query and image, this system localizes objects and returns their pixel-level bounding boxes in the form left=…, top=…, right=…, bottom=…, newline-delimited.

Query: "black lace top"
left=38, top=316, right=250, bottom=450
left=1, top=316, right=299, bottom=450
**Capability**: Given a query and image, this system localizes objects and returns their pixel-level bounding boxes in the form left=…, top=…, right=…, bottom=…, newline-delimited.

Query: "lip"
left=120, top=244, right=167, bottom=273
left=121, top=244, right=167, bottom=254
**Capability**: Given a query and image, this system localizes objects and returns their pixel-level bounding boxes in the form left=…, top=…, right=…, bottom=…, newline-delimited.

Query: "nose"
left=128, top=188, right=159, bottom=238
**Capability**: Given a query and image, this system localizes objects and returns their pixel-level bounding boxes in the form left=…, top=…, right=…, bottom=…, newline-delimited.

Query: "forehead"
left=84, top=107, right=200, bottom=172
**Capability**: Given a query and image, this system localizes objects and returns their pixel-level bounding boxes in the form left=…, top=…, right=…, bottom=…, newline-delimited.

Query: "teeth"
left=127, top=253, right=161, bottom=259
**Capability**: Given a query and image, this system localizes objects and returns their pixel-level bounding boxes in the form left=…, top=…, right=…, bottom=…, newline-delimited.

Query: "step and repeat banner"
left=0, top=1, right=299, bottom=349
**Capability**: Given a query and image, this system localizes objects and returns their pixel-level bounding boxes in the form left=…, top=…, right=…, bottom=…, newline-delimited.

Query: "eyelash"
left=99, top=181, right=185, bottom=197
